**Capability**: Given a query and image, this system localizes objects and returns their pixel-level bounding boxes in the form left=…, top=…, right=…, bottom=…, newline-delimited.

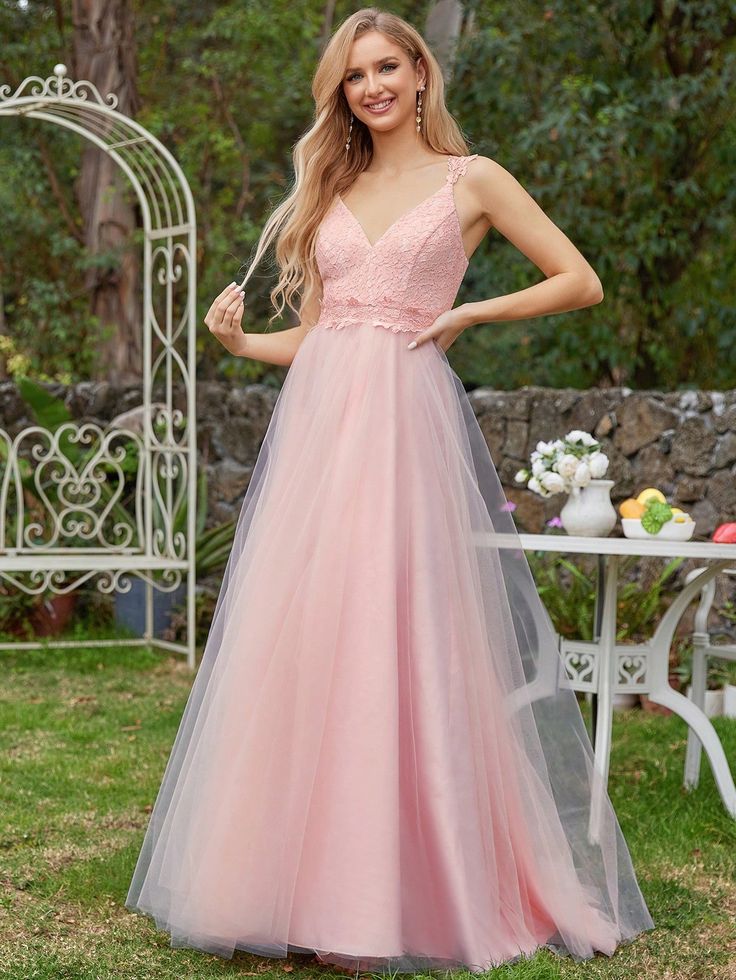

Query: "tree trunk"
left=425, top=0, right=464, bottom=81
left=72, top=0, right=142, bottom=383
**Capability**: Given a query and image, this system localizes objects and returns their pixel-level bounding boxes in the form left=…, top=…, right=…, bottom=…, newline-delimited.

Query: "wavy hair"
left=238, top=6, right=471, bottom=330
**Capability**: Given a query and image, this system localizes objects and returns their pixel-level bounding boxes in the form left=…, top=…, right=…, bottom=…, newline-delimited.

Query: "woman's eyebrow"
left=344, top=56, right=398, bottom=73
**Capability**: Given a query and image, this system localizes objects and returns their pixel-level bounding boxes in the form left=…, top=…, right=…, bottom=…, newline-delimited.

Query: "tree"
left=73, top=0, right=142, bottom=383
left=450, top=0, right=736, bottom=389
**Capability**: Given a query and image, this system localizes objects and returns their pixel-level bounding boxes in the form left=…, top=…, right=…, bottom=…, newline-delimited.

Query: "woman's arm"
left=456, top=157, right=604, bottom=331
left=204, top=277, right=322, bottom=368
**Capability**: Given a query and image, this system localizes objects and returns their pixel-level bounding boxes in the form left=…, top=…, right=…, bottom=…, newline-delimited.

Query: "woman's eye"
left=347, top=64, right=397, bottom=82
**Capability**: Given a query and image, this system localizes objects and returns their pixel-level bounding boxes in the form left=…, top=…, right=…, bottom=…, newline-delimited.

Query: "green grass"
left=1, top=642, right=735, bottom=979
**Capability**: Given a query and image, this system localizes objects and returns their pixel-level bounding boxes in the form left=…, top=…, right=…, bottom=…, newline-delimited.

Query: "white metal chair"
left=683, top=566, right=736, bottom=792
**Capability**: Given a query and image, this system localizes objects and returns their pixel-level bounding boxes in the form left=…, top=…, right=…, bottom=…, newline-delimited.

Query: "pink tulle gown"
left=125, top=154, right=654, bottom=972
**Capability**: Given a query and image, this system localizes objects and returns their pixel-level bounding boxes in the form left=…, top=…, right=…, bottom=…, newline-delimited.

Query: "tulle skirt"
left=125, top=320, right=654, bottom=972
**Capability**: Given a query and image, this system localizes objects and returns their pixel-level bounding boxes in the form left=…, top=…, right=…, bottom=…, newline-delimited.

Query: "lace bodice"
left=315, top=154, right=479, bottom=334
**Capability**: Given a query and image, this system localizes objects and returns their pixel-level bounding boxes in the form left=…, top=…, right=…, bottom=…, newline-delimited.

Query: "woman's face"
left=341, top=31, right=424, bottom=133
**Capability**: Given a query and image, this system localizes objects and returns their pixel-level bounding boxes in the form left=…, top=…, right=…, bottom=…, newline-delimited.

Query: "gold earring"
left=416, top=85, right=426, bottom=133
left=345, top=112, right=354, bottom=155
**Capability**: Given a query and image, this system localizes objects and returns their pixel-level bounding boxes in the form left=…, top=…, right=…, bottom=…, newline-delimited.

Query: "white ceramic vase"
left=559, top=479, right=617, bottom=537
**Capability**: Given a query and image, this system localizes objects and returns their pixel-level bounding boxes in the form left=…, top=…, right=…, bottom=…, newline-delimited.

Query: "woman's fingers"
left=205, top=284, right=244, bottom=334
left=203, top=284, right=248, bottom=356
left=224, top=292, right=244, bottom=327
left=231, top=300, right=244, bottom=329
left=206, top=284, right=237, bottom=320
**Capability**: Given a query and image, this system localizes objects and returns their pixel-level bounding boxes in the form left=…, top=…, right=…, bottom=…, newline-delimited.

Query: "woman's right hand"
left=204, top=282, right=248, bottom=356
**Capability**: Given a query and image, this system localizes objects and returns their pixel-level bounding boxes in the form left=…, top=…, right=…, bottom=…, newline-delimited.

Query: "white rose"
left=572, top=461, right=591, bottom=486
left=539, top=471, right=566, bottom=494
left=588, top=451, right=609, bottom=478
left=532, top=458, right=546, bottom=477
left=556, top=453, right=580, bottom=479
left=528, top=476, right=546, bottom=496
left=566, top=429, right=588, bottom=444
left=514, top=468, right=528, bottom=483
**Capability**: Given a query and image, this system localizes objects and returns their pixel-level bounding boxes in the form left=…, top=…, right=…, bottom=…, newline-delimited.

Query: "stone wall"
left=473, top=386, right=736, bottom=535
left=2, top=380, right=736, bottom=536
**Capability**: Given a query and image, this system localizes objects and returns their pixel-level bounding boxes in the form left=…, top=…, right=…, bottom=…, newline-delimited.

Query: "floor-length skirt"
left=125, top=321, right=654, bottom=972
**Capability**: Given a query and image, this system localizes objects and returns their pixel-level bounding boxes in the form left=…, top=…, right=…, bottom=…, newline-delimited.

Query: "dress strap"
left=446, top=153, right=479, bottom=185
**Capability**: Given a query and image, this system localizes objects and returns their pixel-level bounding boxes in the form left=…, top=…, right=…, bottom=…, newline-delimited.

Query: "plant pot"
left=613, top=692, right=639, bottom=710
left=114, top=577, right=187, bottom=638
left=639, top=672, right=683, bottom=715
left=640, top=694, right=673, bottom=716
left=722, top=683, right=736, bottom=719
left=685, top=684, right=724, bottom=718
left=560, top=479, right=617, bottom=537
left=29, top=592, right=78, bottom=637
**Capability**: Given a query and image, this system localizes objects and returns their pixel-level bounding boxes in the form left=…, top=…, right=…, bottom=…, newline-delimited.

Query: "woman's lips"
left=363, top=97, right=396, bottom=114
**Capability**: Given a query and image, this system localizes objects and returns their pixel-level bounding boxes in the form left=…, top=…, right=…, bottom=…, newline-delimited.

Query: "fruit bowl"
left=621, top=517, right=695, bottom=541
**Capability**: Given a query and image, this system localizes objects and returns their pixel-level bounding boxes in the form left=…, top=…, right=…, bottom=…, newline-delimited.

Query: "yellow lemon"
left=636, top=487, right=666, bottom=506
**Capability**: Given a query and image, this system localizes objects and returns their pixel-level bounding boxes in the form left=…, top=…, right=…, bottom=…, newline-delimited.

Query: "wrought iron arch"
left=0, top=64, right=197, bottom=668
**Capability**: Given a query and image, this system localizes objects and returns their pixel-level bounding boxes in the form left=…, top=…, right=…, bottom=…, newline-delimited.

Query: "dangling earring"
left=416, top=85, right=426, bottom=133
left=345, top=112, right=354, bottom=155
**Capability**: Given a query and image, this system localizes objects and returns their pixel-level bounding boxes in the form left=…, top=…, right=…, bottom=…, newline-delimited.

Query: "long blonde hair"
left=240, top=6, right=472, bottom=329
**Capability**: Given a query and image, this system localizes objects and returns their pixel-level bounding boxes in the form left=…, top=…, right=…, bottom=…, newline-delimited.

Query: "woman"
left=126, top=7, right=654, bottom=973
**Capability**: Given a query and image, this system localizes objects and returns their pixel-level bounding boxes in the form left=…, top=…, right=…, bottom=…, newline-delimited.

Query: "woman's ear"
left=415, top=56, right=426, bottom=90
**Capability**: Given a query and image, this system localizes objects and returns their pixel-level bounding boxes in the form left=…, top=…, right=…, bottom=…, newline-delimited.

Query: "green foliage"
left=529, top=548, right=686, bottom=643
left=1, top=1, right=735, bottom=389
left=450, top=0, right=736, bottom=389
left=641, top=500, right=674, bottom=534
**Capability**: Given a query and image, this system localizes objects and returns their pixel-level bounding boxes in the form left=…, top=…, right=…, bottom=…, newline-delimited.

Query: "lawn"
left=1, top=640, right=735, bottom=980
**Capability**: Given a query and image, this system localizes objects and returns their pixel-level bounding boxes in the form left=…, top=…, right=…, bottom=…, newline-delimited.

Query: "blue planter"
left=114, top=576, right=187, bottom=637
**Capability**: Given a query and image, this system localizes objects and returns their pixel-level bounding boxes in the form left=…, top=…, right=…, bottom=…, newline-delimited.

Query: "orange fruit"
left=619, top=498, right=645, bottom=518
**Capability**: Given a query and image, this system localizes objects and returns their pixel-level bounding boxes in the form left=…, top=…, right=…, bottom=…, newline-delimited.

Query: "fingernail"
left=407, top=341, right=417, bottom=350
left=229, top=282, right=237, bottom=288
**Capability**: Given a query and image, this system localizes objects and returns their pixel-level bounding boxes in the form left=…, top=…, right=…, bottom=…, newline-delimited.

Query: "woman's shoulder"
left=462, top=154, right=520, bottom=194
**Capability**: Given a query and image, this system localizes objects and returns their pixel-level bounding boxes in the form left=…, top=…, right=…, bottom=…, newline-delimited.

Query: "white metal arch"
left=0, top=64, right=197, bottom=668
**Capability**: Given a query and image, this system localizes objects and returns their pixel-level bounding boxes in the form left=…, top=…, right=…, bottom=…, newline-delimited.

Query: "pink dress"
left=125, top=154, right=654, bottom=972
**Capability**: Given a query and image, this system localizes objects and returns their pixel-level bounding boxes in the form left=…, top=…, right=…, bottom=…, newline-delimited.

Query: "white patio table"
left=472, top=530, right=736, bottom=841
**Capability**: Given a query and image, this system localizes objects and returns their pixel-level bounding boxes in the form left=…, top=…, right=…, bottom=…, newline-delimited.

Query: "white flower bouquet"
left=514, top=429, right=610, bottom=498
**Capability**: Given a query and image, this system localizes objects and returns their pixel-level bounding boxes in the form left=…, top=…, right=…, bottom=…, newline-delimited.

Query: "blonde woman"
left=126, top=7, right=654, bottom=973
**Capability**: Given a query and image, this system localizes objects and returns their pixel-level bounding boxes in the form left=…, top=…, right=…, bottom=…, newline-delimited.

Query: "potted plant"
left=671, top=641, right=736, bottom=718
left=112, top=464, right=237, bottom=637
left=0, top=377, right=92, bottom=634
left=719, top=599, right=736, bottom=718
left=515, top=430, right=616, bottom=536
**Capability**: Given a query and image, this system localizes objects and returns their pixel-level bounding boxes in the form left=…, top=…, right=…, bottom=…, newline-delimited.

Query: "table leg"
left=588, top=554, right=620, bottom=843
left=590, top=552, right=606, bottom=745
left=644, top=558, right=736, bottom=819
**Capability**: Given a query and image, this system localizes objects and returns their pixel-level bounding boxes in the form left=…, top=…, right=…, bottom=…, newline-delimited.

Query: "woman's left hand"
left=407, top=307, right=470, bottom=352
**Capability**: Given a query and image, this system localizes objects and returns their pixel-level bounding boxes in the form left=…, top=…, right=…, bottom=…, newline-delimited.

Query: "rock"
left=674, top=476, right=706, bottom=504
left=669, top=417, right=717, bottom=476
left=476, top=412, right=505, bottom=464
left=503, top=420, right=528, bottom=459
left=632, top=443, right=675, bottom=492
left=612, top=394, right=679, bottom=456
left=207, top=460, right=251, bottom=506
left=714, top=432, right=736, bottom=469
left=705, top=468, right=736, bottom=517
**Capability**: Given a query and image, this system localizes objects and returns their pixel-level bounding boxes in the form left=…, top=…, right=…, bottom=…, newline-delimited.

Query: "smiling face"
left=342, top=30, right=425, bottom=133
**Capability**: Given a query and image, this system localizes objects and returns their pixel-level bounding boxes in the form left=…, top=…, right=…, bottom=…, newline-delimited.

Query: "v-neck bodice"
left=315, top=154, right=479, bottom=335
